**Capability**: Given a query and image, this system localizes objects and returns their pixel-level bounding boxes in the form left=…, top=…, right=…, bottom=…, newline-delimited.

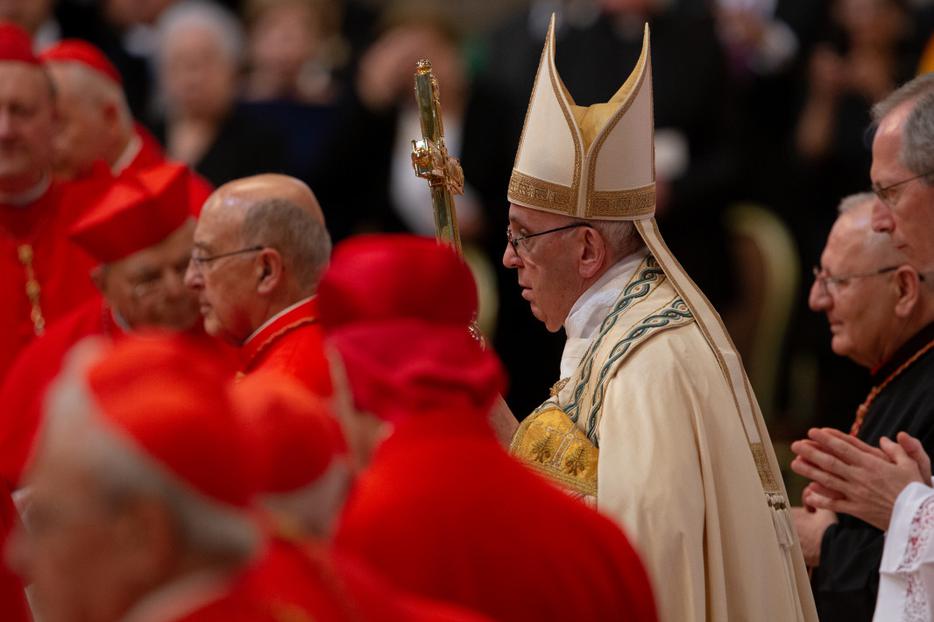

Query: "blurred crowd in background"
left=5, top=0, right=933, bottom=447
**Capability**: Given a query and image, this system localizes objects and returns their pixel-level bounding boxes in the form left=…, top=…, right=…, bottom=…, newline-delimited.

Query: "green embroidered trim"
left=585, top=298, right=693, bottom=445
left=564, top=256, right=665, bottom=422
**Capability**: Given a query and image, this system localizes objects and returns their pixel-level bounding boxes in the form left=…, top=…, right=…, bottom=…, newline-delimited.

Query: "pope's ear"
left=578, top=226, right=606, bottom=279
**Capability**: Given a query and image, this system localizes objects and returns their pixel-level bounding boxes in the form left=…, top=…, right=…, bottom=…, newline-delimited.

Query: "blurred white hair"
left=157, top=0, right=246, bottom=65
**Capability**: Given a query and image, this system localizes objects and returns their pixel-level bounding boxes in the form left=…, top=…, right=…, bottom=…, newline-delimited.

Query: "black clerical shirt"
left=812, top=321, right=934, bottom=622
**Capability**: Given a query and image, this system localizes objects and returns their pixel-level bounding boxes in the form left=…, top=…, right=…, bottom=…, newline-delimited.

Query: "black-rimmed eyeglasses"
left=506, top=222, right=591, bottom=253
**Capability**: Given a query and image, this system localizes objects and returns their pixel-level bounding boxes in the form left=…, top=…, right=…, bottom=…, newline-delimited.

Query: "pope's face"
left=870, top=101, right=934, bottom=273
left=185, top=199, right=258, bottom=344
left=502, top=204, right=588, bottom=332
left=100, top=220, right=200, bottom=331
left=0, top=61, right=55, bottom=192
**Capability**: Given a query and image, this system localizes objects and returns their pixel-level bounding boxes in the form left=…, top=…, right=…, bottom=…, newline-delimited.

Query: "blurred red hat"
left=318, top=235, right=477, bottom=331
left=70, top=163, right=192, bottom=264
left=233, top=372, right=346, bottom=494
left=85, top=332, right=253, bottom=508
left=40, top=39, right=121, bottom=85
left=0, top=23, right=37, bottom=65
left=329, top=319, right=505, bottom=423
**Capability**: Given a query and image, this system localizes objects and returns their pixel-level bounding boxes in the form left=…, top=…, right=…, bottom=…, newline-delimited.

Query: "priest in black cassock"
left=793, top=193, right=934, bottom=622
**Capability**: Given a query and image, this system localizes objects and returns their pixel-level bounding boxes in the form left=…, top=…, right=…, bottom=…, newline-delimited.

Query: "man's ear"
left=893, top=266, right=921, bottom=318
left=256, top=248, right=284, bottom=295
left=90, top=265, right=108, bottom=295
left=100, top=101, right=119, bottom=125
left=578, top=226, right=607, bottom=280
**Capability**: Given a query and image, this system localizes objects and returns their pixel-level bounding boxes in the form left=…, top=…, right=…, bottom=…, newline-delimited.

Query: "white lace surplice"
left=875, top=482, right=934, bottom=622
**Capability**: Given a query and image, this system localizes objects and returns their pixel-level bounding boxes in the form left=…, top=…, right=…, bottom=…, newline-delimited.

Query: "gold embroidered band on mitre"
left=508, top=169, right=656, bottom=219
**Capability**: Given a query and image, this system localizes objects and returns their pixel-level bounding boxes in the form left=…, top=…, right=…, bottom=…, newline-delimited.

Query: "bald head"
left=207, top=174, right=325, bottom=224
left=222, top=174, right=323, bottom=220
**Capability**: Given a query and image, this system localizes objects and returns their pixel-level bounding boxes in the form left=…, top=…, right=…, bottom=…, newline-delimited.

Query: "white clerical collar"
left=112, top=134, right=143, bottom=175
left=559, top=248, right=648, bottom=379
left=244, top=296, right=314, bottom=345
left=0, top=173, right=51, bottom=207
left=564, top=248, right=649, bottom=341
left=120, top=570, right=231, bottom=622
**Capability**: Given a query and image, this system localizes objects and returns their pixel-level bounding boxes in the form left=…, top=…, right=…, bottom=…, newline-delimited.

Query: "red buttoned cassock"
left=238, top=297, right=332, bottom=397
left=319, top=235, right=658, bottom=622
left=0, top=25, right=114, bottom=381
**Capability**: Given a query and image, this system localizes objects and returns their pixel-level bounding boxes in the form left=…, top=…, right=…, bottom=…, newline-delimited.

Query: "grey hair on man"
left=871, top=73, right=934, bottom=184
left=589, top=219, right=645, bottom=262
left=241, top=197, right=332, bottom=293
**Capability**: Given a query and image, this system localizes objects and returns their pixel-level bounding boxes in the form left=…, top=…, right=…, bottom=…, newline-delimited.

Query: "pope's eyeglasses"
left=506, top=222, right=591, bottom=253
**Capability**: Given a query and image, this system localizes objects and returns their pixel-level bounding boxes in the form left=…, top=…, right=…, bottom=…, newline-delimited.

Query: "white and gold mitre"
left=507, top=15, right=655, bottom=221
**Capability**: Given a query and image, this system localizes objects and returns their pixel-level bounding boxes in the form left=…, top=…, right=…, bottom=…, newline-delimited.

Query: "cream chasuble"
left=514, top=255, right=814, bottom=621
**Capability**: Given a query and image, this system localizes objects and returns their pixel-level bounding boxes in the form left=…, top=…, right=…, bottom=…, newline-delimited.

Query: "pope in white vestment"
left=507, top=16, right=818, bottom=622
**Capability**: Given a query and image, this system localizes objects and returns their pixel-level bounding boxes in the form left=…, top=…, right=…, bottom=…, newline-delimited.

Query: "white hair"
left=51, top=61, right=134, bottom=133
left=42, top=345, right=259, bottom=562
left=157, top=0, right=245, bottom=65
left=589, top=219, right=645, bottom=261
left=837, top=192, right=876, bottom=215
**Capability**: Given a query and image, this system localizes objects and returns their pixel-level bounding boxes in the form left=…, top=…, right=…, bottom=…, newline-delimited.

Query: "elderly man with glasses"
left=184, top=173, right=332, bottom=396
left=869, top=73, right=934, bottom=272
left=501, top=19, right=816, bottom=622
left=793, top=192, right=934, bottom=622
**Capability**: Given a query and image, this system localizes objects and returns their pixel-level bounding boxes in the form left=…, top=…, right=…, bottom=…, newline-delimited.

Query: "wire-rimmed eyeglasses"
left=506, top=222, right=591, bottom=253
left=872, top=171, right=934, bottom=207
left=188, top=245, right=265, bottom=271
left=811, top=264, right=900, bottom=296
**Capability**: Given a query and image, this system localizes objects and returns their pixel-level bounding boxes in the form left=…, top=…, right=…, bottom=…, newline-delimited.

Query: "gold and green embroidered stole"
left=510, top=255, right=694, bottom=495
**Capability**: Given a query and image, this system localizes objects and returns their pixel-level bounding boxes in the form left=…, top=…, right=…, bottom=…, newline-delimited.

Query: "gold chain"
left=851, top=337, right=934, bottom=436
left=17, top=244, right=44, bottom=336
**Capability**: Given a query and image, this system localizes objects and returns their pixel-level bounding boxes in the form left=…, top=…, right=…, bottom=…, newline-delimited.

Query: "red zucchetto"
left=0, top=23, right=38, bottom=65
left=40, top=39, right=121, bottom=84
